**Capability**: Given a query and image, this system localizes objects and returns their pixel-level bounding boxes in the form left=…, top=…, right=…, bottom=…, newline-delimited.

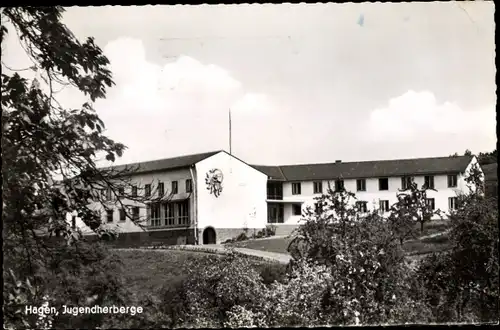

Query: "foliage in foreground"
left=2, top=8, right=151, bottom=329
left=3, top=6, right=497, bottom=329
left=416, top=193, right=498, bottom=323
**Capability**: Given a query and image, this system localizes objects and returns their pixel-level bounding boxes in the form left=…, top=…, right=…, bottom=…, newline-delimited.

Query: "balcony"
left=267, top=182, right=283, bottom=200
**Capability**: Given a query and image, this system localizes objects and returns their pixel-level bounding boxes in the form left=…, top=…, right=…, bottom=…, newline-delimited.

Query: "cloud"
left=2, top=32, right=276, bottom=165
left=231, top=93, right=274, bottom=115
left=368, top=90, right=496, bottom=144
left=88, top=37, right=277, bottom=165
left=55, top=37, right=276, bottom=164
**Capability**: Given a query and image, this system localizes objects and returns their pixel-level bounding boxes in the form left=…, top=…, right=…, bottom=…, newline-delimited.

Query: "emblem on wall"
left=248, top=207, right=256, bottom=220
left=205, top=168, right=224, bottom=197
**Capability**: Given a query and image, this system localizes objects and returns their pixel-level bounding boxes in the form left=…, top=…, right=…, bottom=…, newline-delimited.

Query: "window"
left=132, top=207, right=140, bottom=221
left=145, top=184, right=151, bottom=197
left=379, top=178, right=389, bottom=191
left=313, top=181, right=323, bottom=194
left=119, top=208, right=126, bottom=221
left=158, top=182, right=164, bottom=197
left=335, top=179, right=344, bottom=192
left=356, top=201, right=368, bottom=213
left=449, top=197, right=458, bottom=210
left=177, top=200, right=190, bottom=225
left=164, top=203, right=175, bottom=226
left=426, top=198, right=435, bottom=210
left=172, top=181, right=178, bottom=194
left=379, top=200, right=389, bottom=213
left=401, top=176, right=413, bottom=190
left=314, top=202, right=323, bottom=215
left=448, top=174, right=457, bottom=188
left=292, top=182, right=301, bottom=195
left=186, top=179, right=192, bottom=193
left=118, top=187, right=125, bottom=196
left=132, top=186, right=138, bottom=197
left=424, top=175, right=435, bottom=189
left=150, top=203, right=161, bottom=227
left=356, top=179, right=366, bottom=192
left=292, top=204, right=301, bottom=216
left=106, top=209, right=114, bottom=223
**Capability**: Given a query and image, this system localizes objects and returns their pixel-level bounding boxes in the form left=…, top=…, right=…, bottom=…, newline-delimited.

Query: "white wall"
left=73, top=167, right=195, bottom=234
left=195, top=151, right=268, bottom=231
left=458, top=156, right=483, bottom=194
left=279, top=171, right=475, bottom=224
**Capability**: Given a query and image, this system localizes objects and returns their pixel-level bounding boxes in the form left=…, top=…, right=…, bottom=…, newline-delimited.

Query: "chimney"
left=335, top=160, right=342, bottom=163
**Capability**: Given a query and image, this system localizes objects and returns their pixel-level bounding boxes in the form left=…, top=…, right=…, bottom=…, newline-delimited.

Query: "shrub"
left=262, top=260, right=334, bottom=326
left=4, top=241, right=131, bottom=329
left=415, top=167, right=498, bottom=323
left=235, top=232, right=248, bottom=242
left=222, top=238, right=235, bottom=244
left=285, top=188, right=431, bottom=325
left=265, top=225, right=276, bottom=237
left=416, top=194, right=499, bottom=323
left=224, top=305, right=266, bottom=328
left=172, top=252, right=266, bottom=327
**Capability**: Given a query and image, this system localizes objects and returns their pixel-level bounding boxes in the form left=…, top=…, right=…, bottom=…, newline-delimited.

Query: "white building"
left=253, top=155, right=480, bottom=236
left=75, top=150, right=268, bottom=245
left=72, top=152, right=480, bottom=244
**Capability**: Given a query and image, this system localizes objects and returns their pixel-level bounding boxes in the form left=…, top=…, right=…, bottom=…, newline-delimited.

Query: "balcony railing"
left=267, top=182, right=283, bottom=200
left=267, top=193, right=283, bottom=200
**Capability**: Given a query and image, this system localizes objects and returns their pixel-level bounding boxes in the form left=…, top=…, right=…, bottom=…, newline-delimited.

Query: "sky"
left=2, top=2, right=496, bottom=167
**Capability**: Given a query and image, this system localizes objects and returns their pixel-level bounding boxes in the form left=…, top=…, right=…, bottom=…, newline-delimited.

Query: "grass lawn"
left=412, top=219, right=451, bottom=238
left=113, top=249, right=287, bottom=299
left=228, top=220, right=452, bottom=256
left=112, top=249, right=216, bottom=298
left=402, top=230, right=452, bottom=255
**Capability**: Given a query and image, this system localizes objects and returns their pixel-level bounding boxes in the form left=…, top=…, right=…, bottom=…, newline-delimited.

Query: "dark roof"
left=252, top=155, right=473, bottom=181
left=482, top=163, right=497, bottom=181
left=102, top=150, right=222, bottom=175
left=251, top=165, right=287, bottom=181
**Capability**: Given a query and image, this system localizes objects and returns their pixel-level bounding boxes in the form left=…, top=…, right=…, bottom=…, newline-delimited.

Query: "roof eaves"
left=277, top=166, right=288, bottom=181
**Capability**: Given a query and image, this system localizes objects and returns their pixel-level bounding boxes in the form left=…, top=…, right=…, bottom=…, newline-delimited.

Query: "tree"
left=285, top=186, right=431, bottom=325
left=416, top=166, right=498, bottom=322
left=387, top=179, right=443, bottom=244
left=287, top=185, right=365, bottom=264
left=2, top=7, right=159, bottom=328
left=450, top=148, right=496, bottom=166
left=477, top=149, right=497, bottom=166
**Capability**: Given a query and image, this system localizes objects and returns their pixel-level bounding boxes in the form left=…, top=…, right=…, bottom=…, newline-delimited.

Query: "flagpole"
left=229, top=108, right=232, bottom=155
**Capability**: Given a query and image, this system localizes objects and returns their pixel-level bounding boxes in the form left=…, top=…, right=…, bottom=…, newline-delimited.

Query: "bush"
left=416, top=194, right=499, bottom=323
left=284, top=189, right=432, bottom=325
left=235, top=232, right=248, bottom=242
left=265, top=225, right=276, bottom=237
left=171, top=252, right=266, bottom=327
left=4, top=241, right=131, bottom=329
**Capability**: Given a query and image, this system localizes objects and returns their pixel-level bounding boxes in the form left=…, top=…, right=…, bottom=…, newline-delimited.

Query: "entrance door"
left=267, top=203, right=284, bottom=223
left=202, top=227, right=216, bottom=244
